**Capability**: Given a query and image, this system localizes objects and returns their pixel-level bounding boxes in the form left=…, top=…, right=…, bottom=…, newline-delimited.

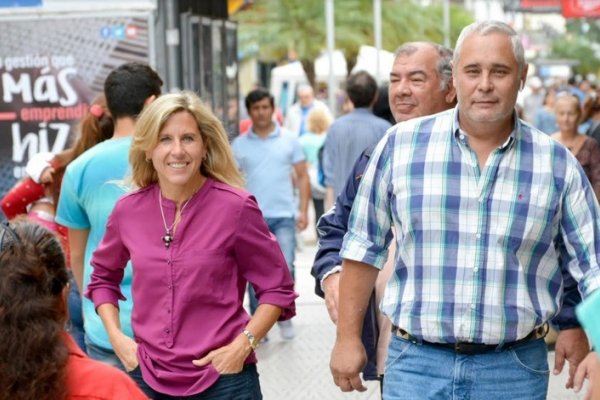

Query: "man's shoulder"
left=335, top=109, right=391, bottom=126
left=518, top=119, right=559, bottom=147
left=232, top=132, right=250, bottom=143
left=66, top=137, right=131, bottom=173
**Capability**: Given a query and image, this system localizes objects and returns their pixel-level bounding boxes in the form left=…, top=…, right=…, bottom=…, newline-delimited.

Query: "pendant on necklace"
left=162, top=232, right=174, bottom=248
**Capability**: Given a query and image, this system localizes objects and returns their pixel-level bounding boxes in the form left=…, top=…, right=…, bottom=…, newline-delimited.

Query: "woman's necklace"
left=158, top=192, right=193, bottom=248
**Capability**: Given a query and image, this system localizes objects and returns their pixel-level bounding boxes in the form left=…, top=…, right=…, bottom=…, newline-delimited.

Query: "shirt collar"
left=452, top=106, right=518, bottom=151
left=248, top=122, right=281, bottom=139
left=62, top=332, right=86, bottom=359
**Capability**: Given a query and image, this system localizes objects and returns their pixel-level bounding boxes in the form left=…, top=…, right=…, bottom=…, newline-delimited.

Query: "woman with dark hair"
left=0, top=218, right=147, bottom=400
left=0, top=95, right=113, bottom=351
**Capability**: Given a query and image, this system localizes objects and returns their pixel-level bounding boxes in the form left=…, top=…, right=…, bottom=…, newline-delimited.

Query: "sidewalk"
left=255, top=239, right=589, bottom=399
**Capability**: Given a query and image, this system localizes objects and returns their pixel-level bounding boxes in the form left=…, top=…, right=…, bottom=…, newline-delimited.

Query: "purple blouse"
left=576, top=136, right=600, bottom=200
left=85, top=179, right=297, bottom=396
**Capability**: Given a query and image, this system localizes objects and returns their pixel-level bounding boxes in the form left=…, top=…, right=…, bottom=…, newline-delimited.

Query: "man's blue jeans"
left=383, top=334, right=549, bottom=399
left=66, top=273, right=86, bottom=352
left=84, top=335, right=125, bottom=372
left=248, top=217, right=296, bottom=314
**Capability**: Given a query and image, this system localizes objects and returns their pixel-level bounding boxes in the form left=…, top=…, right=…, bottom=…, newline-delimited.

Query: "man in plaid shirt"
left=330, top=21, right=600, bottom=399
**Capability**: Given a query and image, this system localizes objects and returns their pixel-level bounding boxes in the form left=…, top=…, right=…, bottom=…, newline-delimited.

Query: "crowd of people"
left=1, top=19, right=599, bottom=400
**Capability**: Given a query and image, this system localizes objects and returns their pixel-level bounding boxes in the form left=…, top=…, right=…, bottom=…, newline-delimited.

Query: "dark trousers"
left=128, top=363, right=262, bottom=400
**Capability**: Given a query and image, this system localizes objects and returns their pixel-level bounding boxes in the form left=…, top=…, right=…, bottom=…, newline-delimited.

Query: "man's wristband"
left=243, top=329, right=259, bottom=350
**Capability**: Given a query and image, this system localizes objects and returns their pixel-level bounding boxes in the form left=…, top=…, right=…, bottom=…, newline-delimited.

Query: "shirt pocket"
left=179, top=249, right=233, bottom=304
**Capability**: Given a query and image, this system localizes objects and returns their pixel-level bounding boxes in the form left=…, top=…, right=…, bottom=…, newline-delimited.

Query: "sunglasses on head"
left=0, top=221, right=21, bottom=252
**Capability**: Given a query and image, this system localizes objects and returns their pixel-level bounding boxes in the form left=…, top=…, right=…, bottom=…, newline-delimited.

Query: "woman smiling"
left=86, top=91, right=297, bottom=399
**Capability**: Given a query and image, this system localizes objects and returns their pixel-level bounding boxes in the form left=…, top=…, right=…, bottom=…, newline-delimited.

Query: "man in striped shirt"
left=330, top=21, right=600, bottom=399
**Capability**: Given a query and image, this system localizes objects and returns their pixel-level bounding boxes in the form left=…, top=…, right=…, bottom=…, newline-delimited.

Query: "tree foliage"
left=550, top=34, right=600, bottom=77
left=233, top=0, right=473, bottom=85
left=546, top=19, right=600, bottom=76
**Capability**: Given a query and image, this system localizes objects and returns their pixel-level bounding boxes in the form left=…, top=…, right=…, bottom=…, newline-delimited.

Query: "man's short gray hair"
left=393, top=42, right=453, bottom=92
left=453, top=21, right=525, bottom=76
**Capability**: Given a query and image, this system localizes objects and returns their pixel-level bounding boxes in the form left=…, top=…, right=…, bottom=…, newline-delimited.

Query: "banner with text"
left=562, top=0, right=600, bottom=17
left=0, top=14, right=150, bottom=197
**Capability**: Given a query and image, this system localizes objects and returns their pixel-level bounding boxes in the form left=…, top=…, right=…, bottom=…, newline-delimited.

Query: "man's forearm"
left=298, top=173, right=311, bottom=215
left=325, top=186, right=335, bottom=211
left=336, top=259, right=379, bottom=340
left=68, top=228, right=89, bottom=294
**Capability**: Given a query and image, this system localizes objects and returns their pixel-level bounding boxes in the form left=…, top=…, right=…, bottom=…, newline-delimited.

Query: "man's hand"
left=330, top=337, right=367, bottom=393
left=322, top=272, right=340, bottom=323
left=573, top=351, right=599, bottom=400
left=296, top=211, right=308, bottom=231
left=110, top=331, right=139, bottom=372
left=193, top=334, right=252, bottom=374
left=554, top=327, right=590, bottom=388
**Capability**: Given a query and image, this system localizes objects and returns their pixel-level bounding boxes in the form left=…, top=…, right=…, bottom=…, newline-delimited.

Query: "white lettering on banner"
left=57, top=67, right=77, bottom=106
left=33, top=67, right=59, bottom=104
left=2, top=67, right=77, bottom=105
left=11, top=122, right=70, bottom=162
left=2, top=73, right=33, bottom=103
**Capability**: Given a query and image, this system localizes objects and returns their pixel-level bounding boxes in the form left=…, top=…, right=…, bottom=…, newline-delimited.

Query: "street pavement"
left=254, top=233, right=590, bottom=400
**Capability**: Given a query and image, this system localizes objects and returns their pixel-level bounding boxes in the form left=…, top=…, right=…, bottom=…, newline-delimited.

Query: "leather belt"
left=393, top=324, right=548, bottom=355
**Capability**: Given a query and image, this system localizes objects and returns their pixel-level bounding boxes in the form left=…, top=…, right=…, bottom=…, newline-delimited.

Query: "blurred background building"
left=1, top=0, right=599, bottom=195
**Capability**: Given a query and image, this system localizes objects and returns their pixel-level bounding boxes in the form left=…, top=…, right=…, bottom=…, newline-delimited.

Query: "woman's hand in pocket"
left=192, top=334, right=251, bottom=374
left=110, top=331, right=139, bottom=372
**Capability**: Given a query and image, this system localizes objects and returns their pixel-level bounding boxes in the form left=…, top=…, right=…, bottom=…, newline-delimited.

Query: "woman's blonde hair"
left=130, top=91, right=244, bottom=189
left=554, top=92, right=581, bottom=116
left=307, top=108, right=332, bottom=134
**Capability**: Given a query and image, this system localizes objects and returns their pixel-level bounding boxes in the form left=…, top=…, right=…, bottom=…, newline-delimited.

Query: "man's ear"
left=144, top=94, right=157, bottom=106
left=520, top=64, right=529, bottom=92
left=446, top=80, right=457, bottom=105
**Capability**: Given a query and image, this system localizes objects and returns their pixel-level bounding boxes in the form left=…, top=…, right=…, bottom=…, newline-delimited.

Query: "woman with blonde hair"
left=552, top=93, right=600, bottom=199
left=86, top=91, right=297, bottom=399
left=299, top=107, right=332, bottom=225
left=0, top=218, right=146, bottom=400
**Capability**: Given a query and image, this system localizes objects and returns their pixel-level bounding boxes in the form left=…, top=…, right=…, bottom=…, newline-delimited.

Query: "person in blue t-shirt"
left=232, top=88, right=310, bottom=340
left=56, top=63, right=162, bottom=371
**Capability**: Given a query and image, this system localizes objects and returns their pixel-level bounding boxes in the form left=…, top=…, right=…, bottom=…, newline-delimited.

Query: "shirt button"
left=165, top=329, right=170, bottom=334
left=470, top=304, right=476, bottom=310
left=473, top=267, right=479, bottom=272
left=167, top=309, right=171, bottom=313
left=475, top=233, right=481, bottom=239
left=459, top=134, right=465, bottom=140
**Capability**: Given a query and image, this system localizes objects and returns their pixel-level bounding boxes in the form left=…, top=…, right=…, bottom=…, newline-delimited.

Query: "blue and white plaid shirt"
left=340, top=107, right=600, bottom=344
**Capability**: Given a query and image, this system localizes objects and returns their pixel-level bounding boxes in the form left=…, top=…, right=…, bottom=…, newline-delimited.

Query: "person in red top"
left=0, top=218, right=147, bottom=400
left=0, top=95, right=113, bottom=351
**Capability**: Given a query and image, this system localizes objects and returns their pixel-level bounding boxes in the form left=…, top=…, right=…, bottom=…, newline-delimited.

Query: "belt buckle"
left=453, top=342, right=490, bottom=355
left=396, top=328, right=419, bottom=344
